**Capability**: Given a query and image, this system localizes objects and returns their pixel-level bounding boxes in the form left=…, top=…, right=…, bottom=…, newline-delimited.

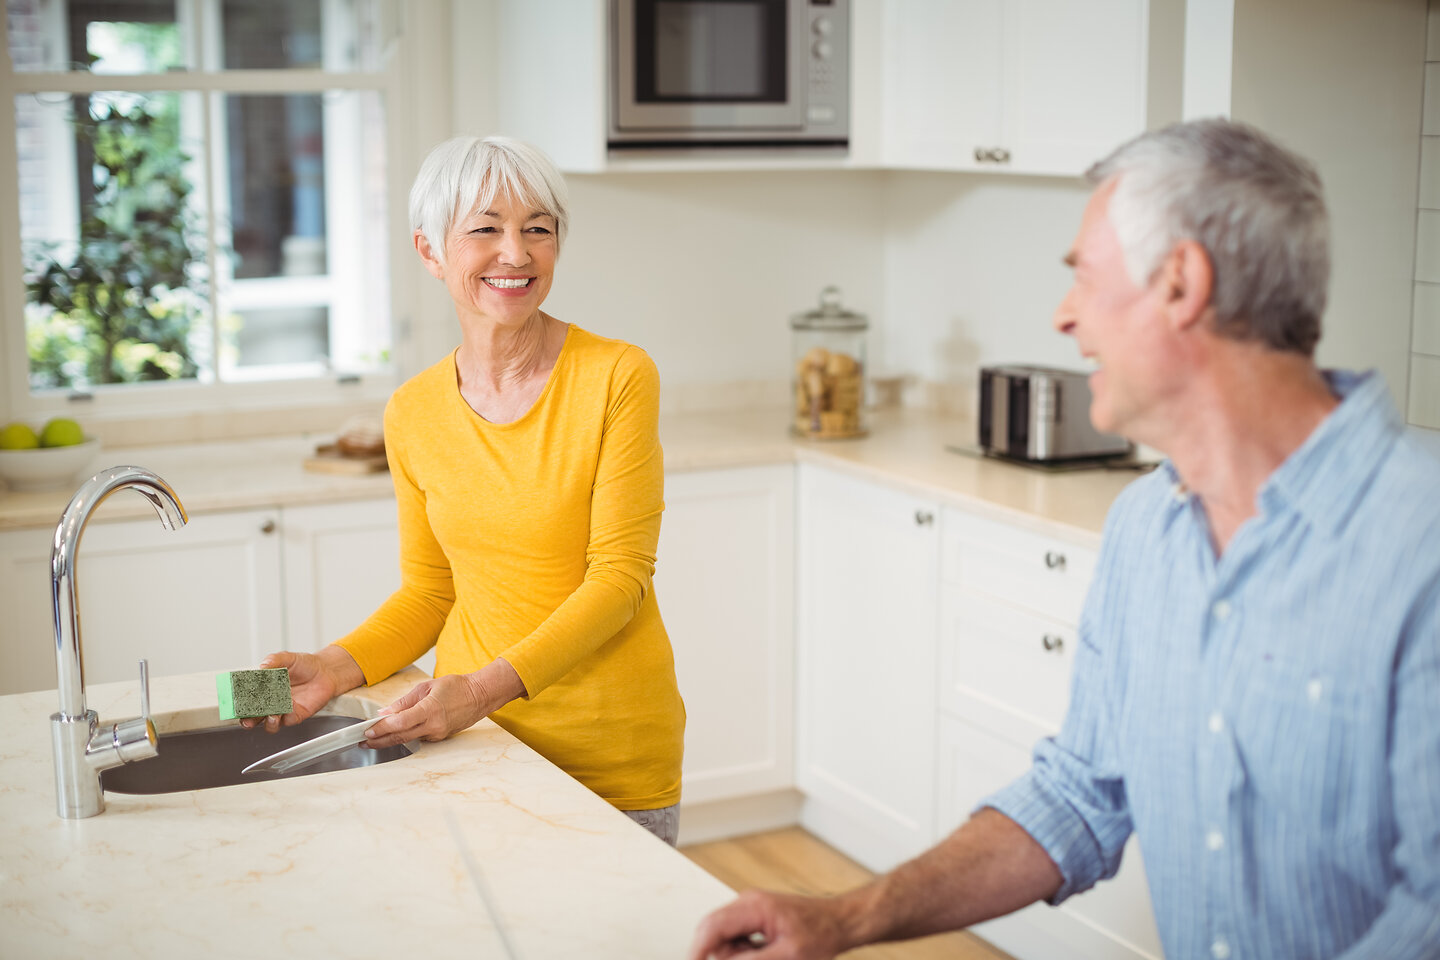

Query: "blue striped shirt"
left=986, top=370, right=1440, bottom=959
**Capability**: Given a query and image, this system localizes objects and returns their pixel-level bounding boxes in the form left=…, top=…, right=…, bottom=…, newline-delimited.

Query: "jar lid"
left=790, top=285, right=867, bottom=331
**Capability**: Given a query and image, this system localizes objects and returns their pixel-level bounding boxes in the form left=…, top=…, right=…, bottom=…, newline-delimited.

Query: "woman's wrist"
left=468, top=658, right=527, bottom=715
left=318, top=644, right=366, bottom=696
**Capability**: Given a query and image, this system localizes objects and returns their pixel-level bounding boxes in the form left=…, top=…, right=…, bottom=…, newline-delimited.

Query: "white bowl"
left=0, top=438, right=103, bottom=493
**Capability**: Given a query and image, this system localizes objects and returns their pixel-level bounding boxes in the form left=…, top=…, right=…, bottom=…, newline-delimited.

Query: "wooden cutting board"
left=303, top=443, right=388, bottom=475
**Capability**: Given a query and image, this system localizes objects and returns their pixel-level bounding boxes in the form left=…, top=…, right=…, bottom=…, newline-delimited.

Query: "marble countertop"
left=0, top=669, right=734, bottom=959
left=0, top=408, right=1147, bottom=543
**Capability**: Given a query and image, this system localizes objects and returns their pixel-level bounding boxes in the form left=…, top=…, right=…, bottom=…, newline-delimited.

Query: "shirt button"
left=1212, top=600, right=1232, bottom=621
left=1212, top=939, right=1231, bottom=959
left=1206, top=830, right=1225, bottom=851
left=1208, top=712, right=1224, bottom=734
left=1171, top=482, right=1191, bottom=503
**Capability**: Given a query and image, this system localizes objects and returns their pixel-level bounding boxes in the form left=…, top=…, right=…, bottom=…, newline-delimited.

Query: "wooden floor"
left=681, top=827, right=1015, bottom=960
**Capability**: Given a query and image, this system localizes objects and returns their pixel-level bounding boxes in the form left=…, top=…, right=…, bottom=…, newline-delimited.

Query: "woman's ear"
left=1160, top=239, right=1214, bottom=332
left=414, top=230, right=445, bottom=280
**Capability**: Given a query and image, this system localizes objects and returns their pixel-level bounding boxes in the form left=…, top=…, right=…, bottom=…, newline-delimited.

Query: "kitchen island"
left=0, top=669, right=735, bottom=959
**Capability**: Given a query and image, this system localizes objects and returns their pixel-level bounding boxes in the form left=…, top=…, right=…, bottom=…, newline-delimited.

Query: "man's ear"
left=1159, top=239, right=1213, bottom=332
left=414, top=230, right=445, bottom=280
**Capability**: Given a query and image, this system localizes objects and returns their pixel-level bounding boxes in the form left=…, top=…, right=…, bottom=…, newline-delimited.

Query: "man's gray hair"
left=408, top=135, right=570, bottom=267
left=1087, top=118, right=1329, bottom=356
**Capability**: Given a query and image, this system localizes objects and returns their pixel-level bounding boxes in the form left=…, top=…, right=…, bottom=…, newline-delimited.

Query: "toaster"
left=978, top=365, right=1132, bottom=462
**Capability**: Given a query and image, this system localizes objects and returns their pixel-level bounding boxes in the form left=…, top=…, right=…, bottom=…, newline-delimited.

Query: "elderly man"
left=689, top=119, right=1440, bottom=960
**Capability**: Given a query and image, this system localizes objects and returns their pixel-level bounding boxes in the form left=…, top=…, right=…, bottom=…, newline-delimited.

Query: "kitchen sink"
left=100, top=714, right=412, bottom=794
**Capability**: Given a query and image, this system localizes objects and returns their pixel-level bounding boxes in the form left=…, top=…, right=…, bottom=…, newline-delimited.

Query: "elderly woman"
left=246, top=136, right=685, bottom=844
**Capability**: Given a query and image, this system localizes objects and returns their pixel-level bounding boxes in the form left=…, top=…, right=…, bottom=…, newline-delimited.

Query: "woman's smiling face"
left=421, top=190, right=558, bottom=327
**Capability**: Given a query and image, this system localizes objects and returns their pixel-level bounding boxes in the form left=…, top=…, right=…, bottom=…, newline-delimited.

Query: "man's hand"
left=688, top=889, right=856, bottom=960
left=688, top=809, right=1063, bottom=960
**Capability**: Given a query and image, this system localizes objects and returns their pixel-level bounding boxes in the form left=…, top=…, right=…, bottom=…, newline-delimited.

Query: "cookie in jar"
left=791, top=287, right=867, bottom=439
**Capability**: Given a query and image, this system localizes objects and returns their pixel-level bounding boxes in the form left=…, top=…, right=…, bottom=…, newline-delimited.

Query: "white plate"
left=241, top=716, right=388, bottom=775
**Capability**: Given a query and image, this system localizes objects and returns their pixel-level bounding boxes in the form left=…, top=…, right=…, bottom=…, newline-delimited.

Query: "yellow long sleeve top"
left=337, top=325, right=684, bottom=810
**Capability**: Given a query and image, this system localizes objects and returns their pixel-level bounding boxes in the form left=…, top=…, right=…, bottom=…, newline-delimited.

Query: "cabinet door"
left=796, top=464, right=938, bottom=872
left=1001, top=0, right=1149, bottom=175
left=0, top=508, right=282, bottom=696
left=881, top=0, right=1004, bottom=170
left=938, top=712, right=1163, bottom=960
left=938, top=585, right=1076, bottom=742
left=657, top=465, right=795, bottom=806
left=881, top=0, right=1150, bottom=175
left=278, top=499, right=415, bottom=665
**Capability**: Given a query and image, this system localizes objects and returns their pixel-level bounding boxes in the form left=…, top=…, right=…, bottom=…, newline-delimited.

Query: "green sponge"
left=216, top=667, right=293, bottom=720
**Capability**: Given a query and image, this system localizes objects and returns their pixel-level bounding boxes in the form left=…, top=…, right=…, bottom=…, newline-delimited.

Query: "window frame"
left=0, top=0, right=408, bottom=427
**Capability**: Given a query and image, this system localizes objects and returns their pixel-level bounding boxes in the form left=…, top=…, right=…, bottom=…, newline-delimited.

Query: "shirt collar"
left=1157, top=370, right=1401, bottom=537
left=1258, top=369, right=1401, bottom=536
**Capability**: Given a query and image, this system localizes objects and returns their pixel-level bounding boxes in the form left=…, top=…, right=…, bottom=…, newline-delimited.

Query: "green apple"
left=39, top=417, right=86, bottom=448
left=0, top=421, right=40, bottom=450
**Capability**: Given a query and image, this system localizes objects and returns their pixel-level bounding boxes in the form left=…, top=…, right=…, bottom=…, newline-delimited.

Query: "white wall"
left=541, top=170, right=887, bottom=411
left=878, top=172, right=1091, bottom=417
left=1230, top=0, right=1425, bottom=413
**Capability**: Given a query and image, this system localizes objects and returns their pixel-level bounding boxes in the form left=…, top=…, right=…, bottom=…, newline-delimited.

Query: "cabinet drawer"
left=939, top=587, right=1075, bottom=736
left=941, top=509, right=1097, bottom=624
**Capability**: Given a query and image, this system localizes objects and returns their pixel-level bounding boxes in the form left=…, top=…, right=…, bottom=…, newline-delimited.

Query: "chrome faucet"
left=50, top=466, right=188, bottom=818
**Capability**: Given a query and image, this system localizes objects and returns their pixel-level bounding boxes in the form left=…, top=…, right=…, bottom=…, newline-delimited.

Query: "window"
left=2, top=0, right=397, bottom=415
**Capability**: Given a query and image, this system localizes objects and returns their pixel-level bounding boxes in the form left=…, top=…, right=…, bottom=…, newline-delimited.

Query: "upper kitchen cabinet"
left=489, top=0, right=610, bottom=173
left=880, top=0, right=1184, bottom=176
left=480, top=0, right=1181, bottom=176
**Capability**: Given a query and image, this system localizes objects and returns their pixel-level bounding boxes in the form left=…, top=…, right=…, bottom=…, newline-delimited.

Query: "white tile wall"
left=1419, top=138, right=1440, bottom=209
left=1415, top=211, right=1440, bottom=285
left=1414, top=283, right=1440, bottom=355
left=1425, top=63, right=1440, bottom=135
left=1409, top=354, right=1440, bottom=429
left=1410, top=0, right=1440, bottom=426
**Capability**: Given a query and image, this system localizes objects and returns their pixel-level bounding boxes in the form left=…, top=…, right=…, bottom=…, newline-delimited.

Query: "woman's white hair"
left=1088, top=118, right=1329, bottom=356
left=408, top=135, right=570, bottom=267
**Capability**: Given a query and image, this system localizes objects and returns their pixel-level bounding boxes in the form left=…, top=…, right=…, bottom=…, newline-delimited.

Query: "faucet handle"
left=84, top=659, right=160, bottom=771
left=139, top=658, right=150, bottom=721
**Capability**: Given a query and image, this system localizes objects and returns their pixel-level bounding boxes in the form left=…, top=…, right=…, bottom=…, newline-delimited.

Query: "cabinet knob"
left=1043, top=550, right=1066, bottom=570
left=260, top=519, right=276, bottom=535
left=1041, top=634, right=1065, bottom=653
left=914, top=510, right=935, bottom=526
left=991, top=147, right=1011, bottom=164
left=974, top=146, right=988, bottom=163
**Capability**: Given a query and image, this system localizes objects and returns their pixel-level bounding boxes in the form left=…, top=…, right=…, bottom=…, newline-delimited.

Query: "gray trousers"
left=623, top=803, right=680, bottom=846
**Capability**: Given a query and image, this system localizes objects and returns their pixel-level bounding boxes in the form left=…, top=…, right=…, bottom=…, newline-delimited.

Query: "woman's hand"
left=240, top=646, right=365, bottom=733
left=365, top=658, right=526, bottom=749
left=687, top=889, right=854, bottom=960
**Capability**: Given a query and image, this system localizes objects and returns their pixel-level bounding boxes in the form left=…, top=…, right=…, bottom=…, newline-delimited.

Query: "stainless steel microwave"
left=609, top=0, right=849, bottom=148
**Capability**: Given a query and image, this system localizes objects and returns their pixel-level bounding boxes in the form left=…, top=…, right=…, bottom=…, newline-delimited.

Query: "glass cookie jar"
left=791, top=286, right=868, bottom=439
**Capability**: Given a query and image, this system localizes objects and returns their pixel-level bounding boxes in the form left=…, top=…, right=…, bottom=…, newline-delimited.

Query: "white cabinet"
left=795, top=463, right=939, bottom=872
left=480, top=0, right=1178, bottom=177
left=0, top=507, right=282, bottom=696
left=935, top=505, right=1163, bottom=960
left=882, top=0, right=1177, bottom=175
left=279, top=498, right=416, bottom=667
left=0, top=498, right=404, bottom=699
left=657, top=465, right=795, bottom=807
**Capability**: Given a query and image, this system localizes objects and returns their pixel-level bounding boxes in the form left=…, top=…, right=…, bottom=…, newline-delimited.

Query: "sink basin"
left=101, top=714, right=412, bottom=794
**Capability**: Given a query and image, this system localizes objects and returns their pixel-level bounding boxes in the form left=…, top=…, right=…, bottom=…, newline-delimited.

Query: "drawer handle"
left=914, top=510, right=934, bottom=526
left=260, top=519, right=276, bottom=535
left=1044, top=550, right=1066, bottom=570
left=1041, top=634, right=1065, bottom=653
